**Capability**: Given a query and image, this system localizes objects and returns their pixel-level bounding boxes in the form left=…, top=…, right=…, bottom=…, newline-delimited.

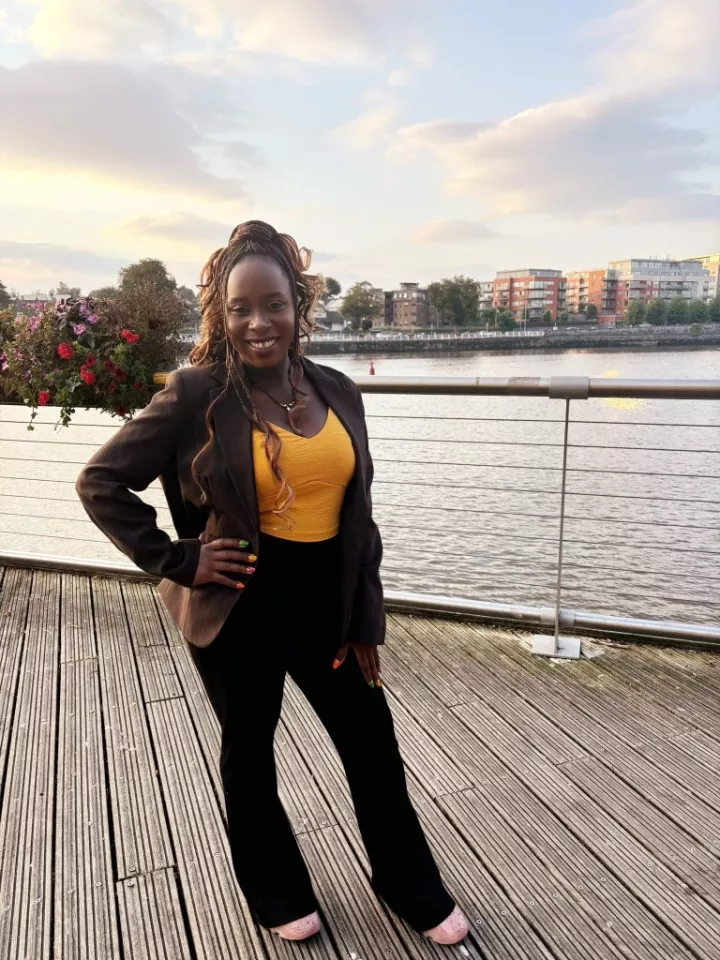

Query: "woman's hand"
left=333, top=644, right=382, bottom=688
left=192, top=538, right=256, bottom=590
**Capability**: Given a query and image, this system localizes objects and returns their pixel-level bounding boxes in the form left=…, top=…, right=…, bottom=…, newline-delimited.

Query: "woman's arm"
left=76, top=370, right=201, bottom=585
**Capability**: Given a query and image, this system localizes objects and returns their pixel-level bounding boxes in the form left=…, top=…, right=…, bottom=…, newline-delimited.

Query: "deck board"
left=1, top=570, right=720, bottom=958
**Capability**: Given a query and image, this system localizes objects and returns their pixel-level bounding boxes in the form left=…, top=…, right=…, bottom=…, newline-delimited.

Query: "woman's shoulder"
left=166, top=362, right=223, bottom=398
left=304, top=358, right=359, bottom=396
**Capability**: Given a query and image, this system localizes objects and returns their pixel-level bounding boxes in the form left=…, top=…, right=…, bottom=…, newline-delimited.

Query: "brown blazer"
left=76, top=359, right=385, bottom=648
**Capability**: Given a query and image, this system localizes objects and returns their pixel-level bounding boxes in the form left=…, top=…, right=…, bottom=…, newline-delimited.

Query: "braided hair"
left=189, top=220, right=325, bottom=517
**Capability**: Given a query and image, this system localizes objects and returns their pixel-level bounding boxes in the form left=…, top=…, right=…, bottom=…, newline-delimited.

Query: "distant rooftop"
left=495, top=269, right=563, bottom=279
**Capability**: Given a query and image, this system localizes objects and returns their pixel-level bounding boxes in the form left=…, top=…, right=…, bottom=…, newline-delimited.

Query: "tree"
left=557, top=311, right=569, bottom=325
left=49, top=281, right=81, bottom=300
left=496, top=308, right=517, bottom=331
left=119, top=258, right=177, bottom=294
left=626, top=300, right=646, bottom=326
left=542, top=310, right=552, bottom=325
left=666, top=296, right=689, bottom=325
left=177, top=285, right=197, bottom=304
left=586, top=303, right=599, bottom=320
left=645, top=298, right=667, bottom=326
left=341, top=282, right=382, bottom=331
left=708, top=295, right=720, bottom=324
left=0, top=281, right=10, bottom=309
left=89, top=286, right=119, bottom=299
left=320, top=277, right=341, bottom=307
left=426, top=276, right=480, bottom=327
left=687, top=299, right=707, bottom=324
left=361, top=318, right=373, bottom=332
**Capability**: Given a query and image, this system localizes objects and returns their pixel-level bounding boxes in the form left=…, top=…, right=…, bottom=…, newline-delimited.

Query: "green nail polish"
left=369, top=680, right=375, bottom=689
left=239, top=539, right=249, bottom=548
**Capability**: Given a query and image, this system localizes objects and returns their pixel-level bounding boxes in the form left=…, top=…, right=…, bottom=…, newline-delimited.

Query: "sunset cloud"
left=0, top=61, right=245, bottom=201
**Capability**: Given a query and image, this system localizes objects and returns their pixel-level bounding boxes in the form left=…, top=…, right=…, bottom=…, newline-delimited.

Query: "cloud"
left=590, top=0, right=720, bottom=94
left=389, top=0, right=720, bottom=224
left=411, top=219, right=499, bottom=245
left=113, top=212, right=234, bottom=245
left=0, top=61, right=245, bottom=201
left=333, top=104, right=398, bottom=150
left=21, top=0, right=423, bottom=67
left=0, top=240, right=124, bottom=276
left=26, top=0, right=176, bottom=58
left=388, top=68, right=411, bottom=87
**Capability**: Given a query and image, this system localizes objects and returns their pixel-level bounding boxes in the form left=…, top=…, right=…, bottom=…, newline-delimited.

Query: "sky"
left=0, top=0, right=718, bottom=296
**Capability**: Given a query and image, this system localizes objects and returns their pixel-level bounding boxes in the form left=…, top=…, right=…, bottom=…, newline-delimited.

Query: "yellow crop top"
left=252, top=408, right=356, bottom=542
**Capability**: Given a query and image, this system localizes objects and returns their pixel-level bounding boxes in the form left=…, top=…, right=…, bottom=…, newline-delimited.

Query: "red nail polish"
left=332, top=658, right=342, bottom=670
left=247, top=567, right=255, bottom=574
left=236, top=583, right=244, bottom=590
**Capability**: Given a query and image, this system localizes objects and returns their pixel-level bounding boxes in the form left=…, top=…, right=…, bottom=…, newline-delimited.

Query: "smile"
left=246, top=338, right=278, bottom=351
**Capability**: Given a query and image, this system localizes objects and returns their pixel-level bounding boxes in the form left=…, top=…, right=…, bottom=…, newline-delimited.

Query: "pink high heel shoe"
left=424, top=906, right=469, bottom=945
left=272, top=912, right=322, bottom=941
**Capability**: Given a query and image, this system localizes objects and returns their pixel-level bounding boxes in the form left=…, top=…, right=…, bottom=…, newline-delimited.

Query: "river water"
left=1, top=346, right=719, bottom=628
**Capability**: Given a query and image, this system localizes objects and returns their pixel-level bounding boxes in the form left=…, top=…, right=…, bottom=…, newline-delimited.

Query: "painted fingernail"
left=376, top=679, right=383, bottom=689
left=235, top=582, right=245, bottom=590
left=239, top=540, right=249, bottom=548
left=332, top=658, right=343, bottom=670
left=368, top=680, right=375, bottom=689
left=248, top=554, right=257, bottom=562
left=246, top=566, right=255, bottom=574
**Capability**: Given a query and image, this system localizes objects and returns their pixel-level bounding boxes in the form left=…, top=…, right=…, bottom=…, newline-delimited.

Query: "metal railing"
left=1, top=375, right=719, bottom=651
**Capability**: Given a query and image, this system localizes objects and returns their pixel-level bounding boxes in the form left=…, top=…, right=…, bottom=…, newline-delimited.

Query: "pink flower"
left=0, top=352, right=7, bottom=373
left=86, top=314, right=98, bottom=324
left=73, top=323, right=87, bottom=335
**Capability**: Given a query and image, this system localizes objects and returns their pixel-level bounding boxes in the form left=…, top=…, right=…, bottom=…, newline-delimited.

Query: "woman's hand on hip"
left=333, top=644, right=382, bottom=688
left=192, top=538, right=256, bottom=589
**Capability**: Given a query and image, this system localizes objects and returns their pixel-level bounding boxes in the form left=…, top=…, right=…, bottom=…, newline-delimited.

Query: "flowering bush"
left=0, top=286, right=183, bottom=428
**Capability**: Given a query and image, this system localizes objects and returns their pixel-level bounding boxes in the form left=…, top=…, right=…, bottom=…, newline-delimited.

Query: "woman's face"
left=225, top=255, right=296, bottom=370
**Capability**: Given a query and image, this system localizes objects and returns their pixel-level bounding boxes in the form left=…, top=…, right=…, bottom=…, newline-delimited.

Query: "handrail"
left=152, top=372, right=720, bottom=400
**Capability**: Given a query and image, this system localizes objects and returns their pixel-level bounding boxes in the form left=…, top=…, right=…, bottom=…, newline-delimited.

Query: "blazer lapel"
left=208, top=375, right=259, bottom=541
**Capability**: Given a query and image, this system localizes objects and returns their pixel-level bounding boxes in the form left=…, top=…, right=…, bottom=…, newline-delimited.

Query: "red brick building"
left=492, top=269, right=565, bottom=323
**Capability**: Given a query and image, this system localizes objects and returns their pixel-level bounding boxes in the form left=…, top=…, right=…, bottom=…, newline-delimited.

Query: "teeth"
left=248, top=339, right=277, bottom=350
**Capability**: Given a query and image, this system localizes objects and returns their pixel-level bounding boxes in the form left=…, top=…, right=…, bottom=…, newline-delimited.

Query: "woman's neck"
left=243, top=357, right=292, bottom=391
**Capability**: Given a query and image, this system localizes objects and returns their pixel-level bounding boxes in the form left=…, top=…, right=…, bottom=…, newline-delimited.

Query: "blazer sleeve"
left=75, top=370, right=201, bottom=586
left=345, top=386, right=386, bottom=646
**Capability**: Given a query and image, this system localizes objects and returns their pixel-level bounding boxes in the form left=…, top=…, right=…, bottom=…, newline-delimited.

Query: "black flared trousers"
left=189, top=534, right=454, bottom=931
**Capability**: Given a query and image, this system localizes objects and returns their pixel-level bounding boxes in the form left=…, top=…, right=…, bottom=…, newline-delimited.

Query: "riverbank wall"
left=303, top=324, right=720, bottom=356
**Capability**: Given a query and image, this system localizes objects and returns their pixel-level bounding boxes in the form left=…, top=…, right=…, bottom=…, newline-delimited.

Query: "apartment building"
left=478, top=280, right=494, bottom=312
left=384, top=282, right=439, bottom=329
left=680, top=254, right=720, bottom=301
left=565, top=269, right=608, bottom=314
left=492, top=269, right=565, bottom=322
left=608, top=259, right=709, bottom=312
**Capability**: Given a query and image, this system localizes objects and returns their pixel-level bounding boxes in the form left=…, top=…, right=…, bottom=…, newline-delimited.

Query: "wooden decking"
left=2, top=568, right=720, bottom=960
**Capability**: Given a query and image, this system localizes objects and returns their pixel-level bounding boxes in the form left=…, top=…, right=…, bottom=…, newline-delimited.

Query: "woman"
left=77, top=221, right=468, bottom=945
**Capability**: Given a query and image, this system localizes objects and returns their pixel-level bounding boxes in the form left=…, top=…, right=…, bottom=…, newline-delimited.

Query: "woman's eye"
left=229, top=307, right=249, bottom=316
left=269, top=301, right=285, bottom=311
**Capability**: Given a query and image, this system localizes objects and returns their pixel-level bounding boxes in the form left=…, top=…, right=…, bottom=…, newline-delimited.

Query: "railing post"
left=532, top=378, right=590, bottom=659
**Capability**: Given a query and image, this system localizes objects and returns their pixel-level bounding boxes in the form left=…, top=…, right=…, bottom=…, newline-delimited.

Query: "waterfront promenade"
left=3, top=565, right=720, bottom=959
